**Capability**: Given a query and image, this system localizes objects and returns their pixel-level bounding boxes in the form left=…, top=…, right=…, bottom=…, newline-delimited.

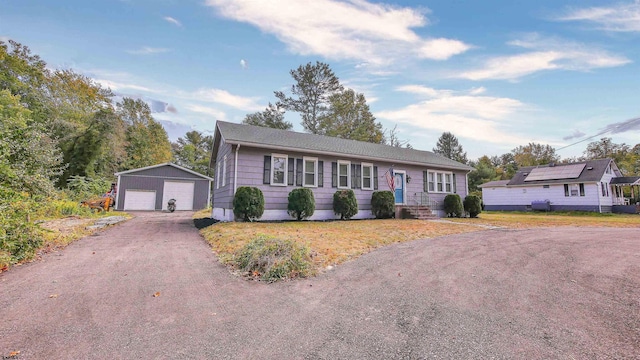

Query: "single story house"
left=114, top=163, right=212, bottom=211
left=209, top=121, right=473, bottom=221
left=480, top=158, right=640, bottom=214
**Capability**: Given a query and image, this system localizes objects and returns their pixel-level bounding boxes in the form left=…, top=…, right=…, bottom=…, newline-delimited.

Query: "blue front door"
left=394, top=173, right=404, bottom=204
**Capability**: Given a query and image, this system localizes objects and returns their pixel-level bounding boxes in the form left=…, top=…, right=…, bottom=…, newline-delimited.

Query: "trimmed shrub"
left=287, top=188, right=315, bottom=220
left=371, top=191, right=395, bottom=219
left=333, top=189, right=358, bottom=220
left=233, top=187, right=265, bottom=221
left=443, top=194, right=464, bottom=218
left=463, top=195, right=482, bottom=218
left=233, top=236, right=312, bottom=281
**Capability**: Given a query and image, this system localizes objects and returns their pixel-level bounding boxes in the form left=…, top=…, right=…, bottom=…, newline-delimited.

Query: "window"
left=543, top=185, right=550, bottom=189
left=216, top=162, right=221, bottom=189
left=338, top=160, right=350, bottom=188
left=601, top=182, right=609, bottom=197
left=564, top=183, right=586, bottom=197
left=271, top=154, right=287, bottom=186
left=427, top=171, right=454, bottom=193
left=361, top=163, right=373, bottom=190
left=303, top=157, right=318, bottom=187
left=428, top=172, right=435, bottom=192
left=222, top=155, right=227, bottom=187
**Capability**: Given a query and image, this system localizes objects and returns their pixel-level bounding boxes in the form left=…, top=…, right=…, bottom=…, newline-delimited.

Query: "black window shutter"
left=318, top=161, right=324, bottom=187
left=351, top=164, right=356, bottom=189
left=373, top=166, right=378, bottom=190
left=296, top=158, right=303, bottom=186
left=263, top=156, right=271, bottom=184
left=331, top=162, right=337, bottom=187
left=423, top=171, right=428, bottom=192
left=453, top=173, right=457, bottom=193
left=288, top=158, right=295, bottom=186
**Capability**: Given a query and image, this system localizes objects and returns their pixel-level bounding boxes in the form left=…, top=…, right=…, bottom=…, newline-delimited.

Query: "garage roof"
left=115, top=162, right=213, bottom=180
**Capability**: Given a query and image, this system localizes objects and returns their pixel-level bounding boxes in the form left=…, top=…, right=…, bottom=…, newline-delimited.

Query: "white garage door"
left=123, top=190, right=156, bottom=210
left=162, top=181, right=195, bottom=211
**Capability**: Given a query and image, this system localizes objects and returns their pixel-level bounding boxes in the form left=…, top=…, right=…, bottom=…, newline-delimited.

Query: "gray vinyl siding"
left=212, top=139, right=235, bottom=209
left=117, top=165, right=210, bottom=210
left=233, top=146, right=470, bottom=213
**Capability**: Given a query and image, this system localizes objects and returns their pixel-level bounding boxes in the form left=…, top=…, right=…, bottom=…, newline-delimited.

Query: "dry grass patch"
left=448, top=212, right=640, bottom=229
left=200, top=219, right=478, bottom=269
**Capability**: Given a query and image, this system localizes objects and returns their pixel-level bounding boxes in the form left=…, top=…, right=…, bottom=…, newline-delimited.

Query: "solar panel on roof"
left=524, top=163, right=586, bottom=181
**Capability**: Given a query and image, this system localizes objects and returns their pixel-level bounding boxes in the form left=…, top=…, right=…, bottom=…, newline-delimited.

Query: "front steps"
left=400, top=206, right=438, bottom=220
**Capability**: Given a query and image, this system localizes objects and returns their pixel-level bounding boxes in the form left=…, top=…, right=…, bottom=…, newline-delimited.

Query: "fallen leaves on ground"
left=153, top=292, right=160, bottom=297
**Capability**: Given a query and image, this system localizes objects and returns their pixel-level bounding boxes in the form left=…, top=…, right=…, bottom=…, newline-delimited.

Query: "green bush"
left=233, top=236, right=312, bottom=281
left=287, top=188, right=315, bottom=220
left=371, top=191, right=395, bottom=219
left=333, top=189, right=358, bottom=220
left=65, top=175, right=111, bottom=201
left=233, top=186, right=265, bottom=221
left=443, top=194, right=464, bottom=218
left=0, top=186, right=44, bottom=266
left=463, top=195, right=482, bottom=218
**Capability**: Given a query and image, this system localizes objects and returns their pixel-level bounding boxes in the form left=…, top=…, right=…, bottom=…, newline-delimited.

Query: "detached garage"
left=114, top=163, right=212, bottom=211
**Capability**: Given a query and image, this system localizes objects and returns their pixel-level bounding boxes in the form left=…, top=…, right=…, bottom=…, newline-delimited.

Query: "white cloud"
left=204, top=0, right=470, bottom=66
left=94, top=79, right=157, bottom=93
left=0, top=36, right=10, bottom=42
left=458, top=34, right=630, bottom=81
left=184, top=104, right=227, bottom=120
left=163, top=16, right=182, bottom=27
left=189, top=88, right=263, bottom=111
left=556, top=1, right=640, bottom=32
left=126, top=46, right=171, bottom=55
left=240, top=59, right=248, bottom=69
left=377, top=85, right=532, bottom=145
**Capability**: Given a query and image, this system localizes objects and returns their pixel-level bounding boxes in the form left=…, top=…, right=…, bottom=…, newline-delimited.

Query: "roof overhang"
left=224, top=139, right=473, bottom=172
left=115, top=162, right=213, bottom=181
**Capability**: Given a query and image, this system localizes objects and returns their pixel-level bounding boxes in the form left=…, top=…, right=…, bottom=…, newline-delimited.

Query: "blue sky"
left=1, top=0, right=639, bottom=159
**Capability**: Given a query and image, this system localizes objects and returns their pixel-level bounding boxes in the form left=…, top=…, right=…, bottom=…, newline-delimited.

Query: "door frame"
left=393, top=170, right=407, bottom=205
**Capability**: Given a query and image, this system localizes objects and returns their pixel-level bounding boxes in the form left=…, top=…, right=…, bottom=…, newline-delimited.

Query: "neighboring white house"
left=480, top=158, right=640, bottom=214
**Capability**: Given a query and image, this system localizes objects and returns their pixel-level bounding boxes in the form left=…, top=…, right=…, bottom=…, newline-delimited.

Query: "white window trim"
left=303, top=156, right=318, bottom=187
left=361, top=162, right=374, bottom=191
left=216, top=162, right=221, bottom=189
left=222, top=155, right=227, bottom=187
left=337, top=160, right=351, bottom=189
left=427, top=170, right=454, bottom=194
left=270, top=153, right=288, bottom=186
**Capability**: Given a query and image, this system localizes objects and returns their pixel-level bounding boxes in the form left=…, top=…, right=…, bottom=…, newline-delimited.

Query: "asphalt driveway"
left=1, top=212, right=638, bottom=359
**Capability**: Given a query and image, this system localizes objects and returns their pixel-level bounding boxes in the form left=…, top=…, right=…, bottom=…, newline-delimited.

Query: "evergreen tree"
left=433, top=132, right=468, bottom=164
left=319, top=89, right=384, bottom=143
left=275, top=61, right=343, bottom=134
left=242, top=102, right=292, bottom=130
left=172, top=131, right=214, bottom=175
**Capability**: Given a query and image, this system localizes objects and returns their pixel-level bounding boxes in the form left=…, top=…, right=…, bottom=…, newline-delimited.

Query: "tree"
left=242, top=102, right=292, bottom=130
left=386, top=124, right=411, bottom=148
left=512, top=142, right=559, bottom=167
left=467, top=155, right=498, bottom=193
left=433, top=132, right=468, bottom=164
left=275, top=61, right=343, bottom=134
left=583, top=137, right=629, bottom=161
left=172, top=131, right=214, bottom=175
left=0, top=40, right=49, bottom=124
left=319, top=89, right=384, bottom=143
left=118, top=98, right=172, bottom=169
left=0, top=90, right=63, bottom=196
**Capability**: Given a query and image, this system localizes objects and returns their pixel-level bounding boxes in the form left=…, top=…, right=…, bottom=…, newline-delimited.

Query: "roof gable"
left=115, top=162, right=213, bottom=180
left=212, top=121, right=473, bottom=171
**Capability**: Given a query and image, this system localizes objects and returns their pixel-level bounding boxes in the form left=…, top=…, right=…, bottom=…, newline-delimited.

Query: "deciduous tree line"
left=431, top=132, right=640, bottom=194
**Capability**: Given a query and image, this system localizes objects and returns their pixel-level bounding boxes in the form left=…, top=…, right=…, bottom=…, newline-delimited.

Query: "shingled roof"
left=212, top=121, right=473, bottom=171
left=506, top=158, right=615, bottom=186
